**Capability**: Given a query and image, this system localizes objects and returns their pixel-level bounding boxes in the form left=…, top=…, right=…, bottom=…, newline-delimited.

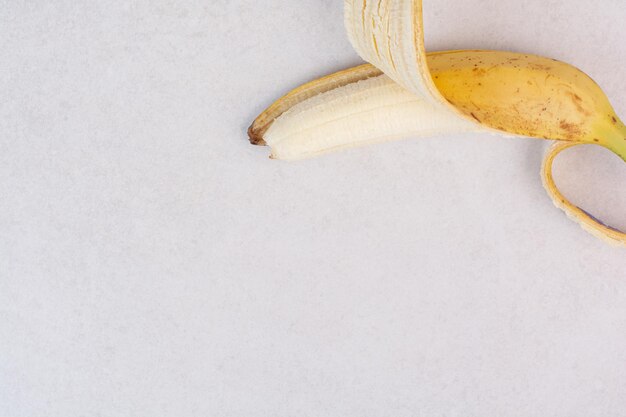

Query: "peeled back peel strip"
left=542, top=142, right=626, bottom=246
left=348, top=0, right=626, bottom=245
left=248, top=0, right=626, bottom=246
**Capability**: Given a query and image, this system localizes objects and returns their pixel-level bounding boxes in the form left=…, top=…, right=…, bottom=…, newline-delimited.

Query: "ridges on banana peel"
left=248, top=0, right=625, bottom=246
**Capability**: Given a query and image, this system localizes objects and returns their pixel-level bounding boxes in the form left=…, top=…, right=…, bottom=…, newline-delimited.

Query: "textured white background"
left=1, top=1, right=626, bottom=416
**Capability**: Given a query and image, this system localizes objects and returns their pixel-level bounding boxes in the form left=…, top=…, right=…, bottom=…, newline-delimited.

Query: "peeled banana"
left=249, top=0, right=626, bottom=246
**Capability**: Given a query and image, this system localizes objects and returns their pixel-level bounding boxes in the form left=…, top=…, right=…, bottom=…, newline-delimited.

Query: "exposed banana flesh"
left=248, top=0, right=626, bottom=246
left=248, top=64, right=384, bottom=146
left=257, top=67, right=479, bottom=160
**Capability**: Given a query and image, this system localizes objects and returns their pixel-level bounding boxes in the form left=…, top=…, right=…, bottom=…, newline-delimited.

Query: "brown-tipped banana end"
left=248, top=123, right=267, bottom=146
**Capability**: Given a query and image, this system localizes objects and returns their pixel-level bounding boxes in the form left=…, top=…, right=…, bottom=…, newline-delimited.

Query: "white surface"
left=1, top=1, right=626, bottom=416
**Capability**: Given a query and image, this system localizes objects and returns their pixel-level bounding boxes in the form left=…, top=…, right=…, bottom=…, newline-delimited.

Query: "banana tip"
left=248, top=124, right=267, bottom=146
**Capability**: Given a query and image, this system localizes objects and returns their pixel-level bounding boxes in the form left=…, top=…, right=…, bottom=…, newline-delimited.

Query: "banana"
left=249, top=0, right=626, bottom=246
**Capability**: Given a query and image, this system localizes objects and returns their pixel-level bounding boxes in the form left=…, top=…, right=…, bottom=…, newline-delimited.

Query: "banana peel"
left=249, top=0, right=626, bottom=246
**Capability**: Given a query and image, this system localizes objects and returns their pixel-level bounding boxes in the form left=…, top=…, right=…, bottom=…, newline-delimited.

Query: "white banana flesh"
left=264, top=75, right=477, bottom=160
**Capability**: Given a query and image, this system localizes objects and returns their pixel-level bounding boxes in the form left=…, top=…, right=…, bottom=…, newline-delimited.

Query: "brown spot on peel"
left=566, top=92, right=592, bottom=116
left=559, top=120, right=582, bottom=139
left=472, top=68, right=487, bottom=76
